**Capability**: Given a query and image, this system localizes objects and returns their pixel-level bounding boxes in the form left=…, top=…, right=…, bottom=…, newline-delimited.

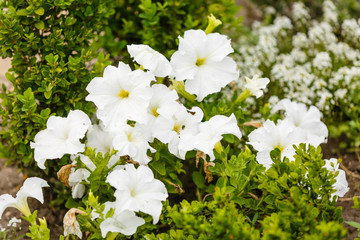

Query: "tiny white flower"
left=179, top=114, right=242, bottom=161
left=100, top=209, right=145, bottom=237
left=324, top=158, right=350, bottom=198
left=0, top=177, right=49, bottom=218
left=171, top=29, right=239, bottom=101
left=248, top=120, right=308, bottom=169
left=86, top=62, right=154, bottom=129
left=7, top=217, right=21, bottom=228
left=244, top=75, right=270, bottom=98
left=127, top=44, right=173, bottom=77
left=106, top=164, right=168, bottom=224
left=30, top=110, right=91, bottom=169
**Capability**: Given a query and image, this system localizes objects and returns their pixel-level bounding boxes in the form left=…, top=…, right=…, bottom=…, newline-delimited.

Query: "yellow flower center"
left=118, top=89, right=129, bottom=99
left=195, top=58, right=205, bottom=67
left=151, top=107, right=159, bottom=117
left=275, top=145, right=284, bottom=152
left=173, top=124, right=184, bottom=134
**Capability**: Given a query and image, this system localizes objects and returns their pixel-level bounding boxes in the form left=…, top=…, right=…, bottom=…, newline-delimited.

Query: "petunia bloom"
left=324, top=158, right=349, bottom=198
left=100, top=209, right=145, bottom=237
left=179, top=114, right=242, bottom=160
left=272, top=99, right=328, bottom=146
left=30, top=110, right=91, bottom=169
left=247, top=119, right=308, bottom=169
left=152, top=104, right=203, bottom=159
left=112, top=124, right=154, bottom=165
left=0, top=177, right=49, bottom=218
left=106, top=164, right=168, bottom=224
left=127, top=44, right=173, bottom=77
left=170, top=29, right=239, bottom=101
left=244, top=75, right=270, bottom=98
left=86, top=62, right=154, bottom=130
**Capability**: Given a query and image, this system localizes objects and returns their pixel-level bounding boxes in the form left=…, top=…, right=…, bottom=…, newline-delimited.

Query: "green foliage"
left=346, top=197, right=360, bottom=240
left=0, top=0, right=113, bottom=168
left=137, top=144, right=347, bottom=239
left=100, top=0, right=242, bottom=61
left=23, top=211, right=50, bottom=240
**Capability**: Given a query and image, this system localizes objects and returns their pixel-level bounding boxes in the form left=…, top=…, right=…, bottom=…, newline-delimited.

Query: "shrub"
left=0, top=0, right=242, bottom=171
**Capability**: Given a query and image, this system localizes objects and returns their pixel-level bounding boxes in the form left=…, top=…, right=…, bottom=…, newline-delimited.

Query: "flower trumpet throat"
left=118, top=89, right=130, bottom=99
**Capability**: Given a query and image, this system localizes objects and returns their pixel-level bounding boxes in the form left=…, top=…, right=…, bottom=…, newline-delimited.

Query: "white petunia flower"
left=106, top=164, right=168, bottom=224
left=272, top=99, right=328, bottom=146
left=86, top=124, right=120, bottom=168
left=244, top=75, right=270, bottom=98
left=100, top=209, right=145, bottom=237
left=171, top=29, right=239, bottom=101
left=30, top=110, right=91, bottom=169
left=179, top=114, right=242, bottom=161
left=68, top=154, right=96, bottom=199
left=324, top=158, right=349, bottom=198
left=247, top=120, right=308, bottom=169
left=0, top=177, right=49, bottom=218
left=112, top=124, right=154, bottom=165
left=152, top=104, right=203, bottom=159
left=127, top=44, right=173, bottom=77
left=147, top=84, right=179, bottom=141
left=86, top=62, right=154, bottom=130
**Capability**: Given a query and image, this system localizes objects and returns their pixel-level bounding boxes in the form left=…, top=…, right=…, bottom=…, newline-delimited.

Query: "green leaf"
left=35, top=21, right=44, bottom=30
left=346, top=221, right=360, bottom=229
left=34, top=7, right=45, bottom=16
left=150, top=160, right=166, bottom=175
left=192, top=171, right=205, bottom=189
left=16, top=9, right=28, bottom=16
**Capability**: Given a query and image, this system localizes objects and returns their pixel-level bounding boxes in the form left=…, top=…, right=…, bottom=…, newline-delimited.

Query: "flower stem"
left=169, top=80, right=196, bottom=103
left=106, top=232, right=119, bottom=240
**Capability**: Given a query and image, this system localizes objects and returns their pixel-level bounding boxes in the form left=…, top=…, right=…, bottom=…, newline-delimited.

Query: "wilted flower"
left=86, top=62, right=154, bottom=129
left=106, top=164, right=168, bottom=224
left=244, top=75, right=270, bottom=98
left=0, top=177, right=49, bottom=218
left=30, top=110, right=91, bottom=169
left=63, top=208, right=86, bottom=239
left=171, top=29, right=239, bottom=101
left=127, top=44, right=173, bottom=77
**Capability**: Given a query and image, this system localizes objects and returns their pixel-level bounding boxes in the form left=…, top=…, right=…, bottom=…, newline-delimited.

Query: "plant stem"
left=106, top=232, right=119, bottom=240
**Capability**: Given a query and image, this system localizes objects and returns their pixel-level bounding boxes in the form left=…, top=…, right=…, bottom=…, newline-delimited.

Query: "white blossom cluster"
left=247, top=99, right=348, bottom=198
left=29, top=29, right=243, bottom=237
left=235, top=0, right=360, bottom=113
